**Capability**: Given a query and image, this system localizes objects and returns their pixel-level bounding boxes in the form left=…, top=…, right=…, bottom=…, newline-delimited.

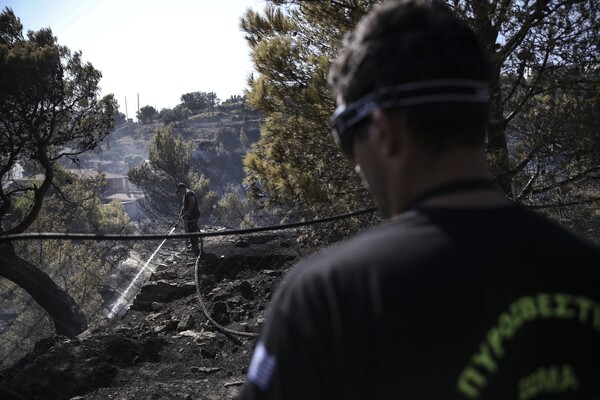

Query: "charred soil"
left=0, top=231, right=303, bottom=399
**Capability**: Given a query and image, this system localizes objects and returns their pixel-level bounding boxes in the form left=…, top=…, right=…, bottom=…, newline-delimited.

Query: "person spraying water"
left=176, top=183, right=201, bottom=256
left=108, top=184, right=202, bottom=320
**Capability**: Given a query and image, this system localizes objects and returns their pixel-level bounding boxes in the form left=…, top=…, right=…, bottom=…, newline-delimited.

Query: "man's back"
left=242, top=204, right=600, bottom=399
left=240, top=1, right=600, bottom=398
left=183, top=189, right=200, bottom=219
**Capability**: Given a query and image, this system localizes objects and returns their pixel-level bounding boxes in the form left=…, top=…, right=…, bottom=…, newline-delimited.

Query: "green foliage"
left=189, top=123, right=260, bottom=199
left=0, top=7, right=116, bottom=235
left=0, top=8, right=122, bottom=341
left=218, top=94, right=247, bottom=112
left=223, top=94, right=245, bottom=105
left=0, top=282, right=53, bottom=367
left=215, top=127, right=242, bottom=151
left=217, top=191, right=249, bottom=227
left=13, top=172, right=132, bottom=317
left=217, top=190, right=268, bottom=229
left=216, top=189, right=294, bottom=229
left=157, top=104, right=192, bottom=125
left=240, top=2, right=374, bottom=217
left=241, top=1, right=600, bottom=228
left=180, top=91, right=220, bottom=115
left=114, top=109, right=127, bottom=127
left=124, top=154, right=144, bottom=168
left=137, top=105, right=157, bottom=125
left=187, top=171, right=218, bottom=217
left=148, top=127, right=191, bottom=181
left=128, top=126, right=217, bottom=222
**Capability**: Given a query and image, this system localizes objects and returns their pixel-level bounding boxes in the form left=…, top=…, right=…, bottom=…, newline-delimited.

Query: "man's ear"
left=370, top=109, right=403, bottom=157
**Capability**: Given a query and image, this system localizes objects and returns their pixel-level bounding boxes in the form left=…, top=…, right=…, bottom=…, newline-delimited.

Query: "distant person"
left=239, top=0, right=600, bottom=399
left=177, top=183, right=200, bottom=256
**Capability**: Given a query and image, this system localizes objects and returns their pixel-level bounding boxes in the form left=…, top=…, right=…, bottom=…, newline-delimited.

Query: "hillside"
left=0, top=230, right=305, bottom=399
left=77, top=106, right=262, bottom=198
left=0, top=104, right=307, bottom=399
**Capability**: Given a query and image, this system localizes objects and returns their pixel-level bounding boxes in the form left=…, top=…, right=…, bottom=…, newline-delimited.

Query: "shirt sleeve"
left=238, top=266, right=338, bottom=400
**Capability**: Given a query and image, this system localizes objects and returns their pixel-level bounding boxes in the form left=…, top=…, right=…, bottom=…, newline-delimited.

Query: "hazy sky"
left=1, top=0, right=265, bottom=117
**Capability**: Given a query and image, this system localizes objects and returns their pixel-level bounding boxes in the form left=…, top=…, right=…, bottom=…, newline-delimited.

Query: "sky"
left=1, top=0, right=265, bottom=118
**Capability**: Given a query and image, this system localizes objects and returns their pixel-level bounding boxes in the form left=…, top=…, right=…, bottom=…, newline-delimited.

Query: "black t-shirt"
left=182, top=189, right=200, bottom=219
left=239, top=205, right=600, bottom=399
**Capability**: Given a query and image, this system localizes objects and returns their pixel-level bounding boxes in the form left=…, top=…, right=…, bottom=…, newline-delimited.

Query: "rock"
left=237, top=280, right=254, bottom=300
left=154, top=320, right=178, bottom=334
left=191, top=366, right=221, bottom=374
left=94, top=362, right=118, bottom=380
left=202, top=322, right=218, bottom=332
left=176, top=330, right=217, bottom=340
left=0, top=333, right=166, bottom=399
left=208, top=286, right=229, bottom=302
left=227, top=296, right=242, bottom=308
left=200, top=275, right=216, bottom=286
left=200, top=347, right=217, bottom=359
left=0, top=230, right=297, bottom=399
left=211, top=301, right=230, bottom=325
left=224, top=380, right=245, bottom=387
left=177, top=315, right=195, bottom=332
left=145, top=312, right=163, bottom=322
left=150, top=271, right=178, bottom=281
left=131, top=281, right=196, bottom=310
left=230, top=310, right=245, bottom=322
left=260, top=269, right=283, bottom=277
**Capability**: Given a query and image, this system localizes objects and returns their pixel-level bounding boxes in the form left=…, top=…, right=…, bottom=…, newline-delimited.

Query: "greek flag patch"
left=247, top=341, right=276, bottom=390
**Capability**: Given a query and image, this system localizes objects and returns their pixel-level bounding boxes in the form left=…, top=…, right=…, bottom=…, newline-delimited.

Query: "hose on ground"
left=194, top=253, right=259, bottom=338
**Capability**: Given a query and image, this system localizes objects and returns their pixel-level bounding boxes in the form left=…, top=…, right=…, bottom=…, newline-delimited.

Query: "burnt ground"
left=0, top=231, right=307, bottom=400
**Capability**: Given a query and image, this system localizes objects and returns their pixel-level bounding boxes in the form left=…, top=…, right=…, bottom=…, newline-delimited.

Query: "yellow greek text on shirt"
left=456, top=293, right=599, bottom=399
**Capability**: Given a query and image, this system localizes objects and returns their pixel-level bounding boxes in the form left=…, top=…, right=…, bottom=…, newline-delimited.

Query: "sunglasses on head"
left=330, top=79, right=489, bottom=159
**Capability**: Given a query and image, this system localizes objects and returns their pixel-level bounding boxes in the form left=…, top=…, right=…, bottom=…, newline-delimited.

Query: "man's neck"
left=392, top=146, right=510, bottom=215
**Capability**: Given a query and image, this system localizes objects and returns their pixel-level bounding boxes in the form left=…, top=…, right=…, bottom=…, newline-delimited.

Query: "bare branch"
left=505, top=46, right=551, bottom=125
left=515, top=164, right=541, bottom=201
left=531, top=166, right=600, bottom=196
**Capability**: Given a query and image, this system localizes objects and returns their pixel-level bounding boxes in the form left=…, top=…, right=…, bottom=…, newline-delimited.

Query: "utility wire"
left=0, top=207, right=377, bottom=337
left=0, top=208, right=377, bottom=243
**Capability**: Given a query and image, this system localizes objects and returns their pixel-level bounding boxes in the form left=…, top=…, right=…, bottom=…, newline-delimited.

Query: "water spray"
left=108, top=224, right=178, bottom=319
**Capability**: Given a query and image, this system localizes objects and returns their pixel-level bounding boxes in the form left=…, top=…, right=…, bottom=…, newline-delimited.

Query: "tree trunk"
left=486, top=64, right=514, bottom=198
left=0, top=245, right=88, bottom=338
left=468, top=2, right=514, bottom=198
left=486, top=116, right=513, bottom=198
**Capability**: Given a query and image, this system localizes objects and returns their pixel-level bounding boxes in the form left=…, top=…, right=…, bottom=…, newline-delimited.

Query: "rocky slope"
left=0, top=231, right=303, bottom=399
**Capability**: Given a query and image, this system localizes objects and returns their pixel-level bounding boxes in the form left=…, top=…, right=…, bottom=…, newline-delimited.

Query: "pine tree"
left=241, top=1, right=600, bottom=234
left=128, top=126, right=217, bottom=224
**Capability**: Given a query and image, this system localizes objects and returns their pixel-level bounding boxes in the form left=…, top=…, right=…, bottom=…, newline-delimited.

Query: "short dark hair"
left=177, top=183, right=186, bottom=190
left=328, top=0, right=490, bottom=152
